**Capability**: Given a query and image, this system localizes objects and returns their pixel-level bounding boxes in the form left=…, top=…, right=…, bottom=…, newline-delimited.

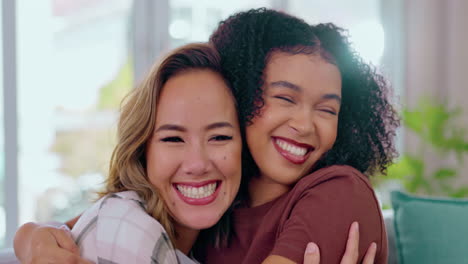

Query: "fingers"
left=27, top=226, right=87, bottom=264
left=303, top=242, right=320, bottom=264
left=340, top=221, right=359, bottom=264
left=362, top=242, right=377, bottom=264
left=51, top=226, right=79, bottom=254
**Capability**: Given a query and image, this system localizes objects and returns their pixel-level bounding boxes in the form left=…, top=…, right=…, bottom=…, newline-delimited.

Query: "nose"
left=288, top=108, right=315, bottom=136
left=181, top=143, right=212, bottom=176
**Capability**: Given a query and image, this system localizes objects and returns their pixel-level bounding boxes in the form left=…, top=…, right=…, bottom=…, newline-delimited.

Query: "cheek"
left=321, top=120, right=338, bottom=149
left=245, top=125, right=258, bottom=145
left=212, top=143, right=242, bottom=182
left=146, top=147, right=178, bottom=189
left=245, top=108, right=272, bottom=143
left=250, top=102, right=291, bottom=130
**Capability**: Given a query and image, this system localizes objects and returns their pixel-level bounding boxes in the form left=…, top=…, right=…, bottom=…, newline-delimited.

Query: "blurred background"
left=1, top=0, right=467, bottom=248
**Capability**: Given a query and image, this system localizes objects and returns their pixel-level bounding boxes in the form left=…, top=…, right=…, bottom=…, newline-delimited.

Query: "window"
left=169, top=0, right=273, bottom=48
left=0, top=1, right=5, bottom=247
left=289, top=0, right=384, bottom=66
left=16, top=0, right=134, bottom=227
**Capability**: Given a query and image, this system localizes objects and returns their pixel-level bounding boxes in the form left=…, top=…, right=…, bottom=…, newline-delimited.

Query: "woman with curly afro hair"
left=195, top=8, right=399, bottom=264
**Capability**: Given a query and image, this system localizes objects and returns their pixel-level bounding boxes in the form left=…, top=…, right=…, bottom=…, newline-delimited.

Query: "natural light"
left=348, top=20, right=385, bottom=65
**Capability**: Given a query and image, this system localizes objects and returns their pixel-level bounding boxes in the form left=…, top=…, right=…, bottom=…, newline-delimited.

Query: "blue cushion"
left=391, top=191, right=468, bottom=264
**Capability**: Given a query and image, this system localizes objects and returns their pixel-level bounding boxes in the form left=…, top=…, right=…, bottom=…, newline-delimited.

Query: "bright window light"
left=348, top=20, right=385, bottom=65
left=169, top=19, right=191, bottom=39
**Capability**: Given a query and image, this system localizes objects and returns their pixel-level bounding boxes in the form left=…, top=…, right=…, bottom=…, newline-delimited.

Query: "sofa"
left=385, top=191, right=468, bottom=264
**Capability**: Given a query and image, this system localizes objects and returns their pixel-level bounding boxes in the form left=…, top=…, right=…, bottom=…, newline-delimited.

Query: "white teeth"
left=275, top=139, right=308, bottom=156
left=176, top=182, right=217, bottom=199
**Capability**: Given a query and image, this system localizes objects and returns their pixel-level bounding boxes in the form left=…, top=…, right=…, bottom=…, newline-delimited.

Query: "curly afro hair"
left=210, top=8, right=400, bottom=178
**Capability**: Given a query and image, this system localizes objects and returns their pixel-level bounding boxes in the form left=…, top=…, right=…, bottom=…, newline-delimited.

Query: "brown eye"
left=210, top=135, right=233, bottom=141
left=161, top=136, right=184, bottom=142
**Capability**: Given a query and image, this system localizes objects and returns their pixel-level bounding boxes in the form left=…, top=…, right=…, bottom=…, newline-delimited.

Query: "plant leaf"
left=432, top=168, right=457, bottom=180
left=449, top=187, right=468, bottom=198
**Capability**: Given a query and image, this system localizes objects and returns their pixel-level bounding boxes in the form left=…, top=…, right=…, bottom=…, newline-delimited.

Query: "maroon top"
left=199, top=165, right=388, bottom=264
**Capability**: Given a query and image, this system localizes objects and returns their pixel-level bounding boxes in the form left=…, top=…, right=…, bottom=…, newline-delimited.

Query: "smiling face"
left=246, top=52, right=341, bottom=190
left=146, top=69, right=241, bottom=231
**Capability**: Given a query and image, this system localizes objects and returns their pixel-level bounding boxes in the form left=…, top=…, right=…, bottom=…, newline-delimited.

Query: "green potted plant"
left=378, top=97, right=468, bottom=198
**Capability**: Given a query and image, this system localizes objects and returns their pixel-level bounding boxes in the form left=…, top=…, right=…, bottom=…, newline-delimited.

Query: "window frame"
left=2, top=0, right=18, bottom=248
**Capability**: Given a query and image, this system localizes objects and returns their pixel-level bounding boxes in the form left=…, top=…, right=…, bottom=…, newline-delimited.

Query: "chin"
left=181, top=213, right=223, bottom=230
left=267, top=169, right=303, bottom=186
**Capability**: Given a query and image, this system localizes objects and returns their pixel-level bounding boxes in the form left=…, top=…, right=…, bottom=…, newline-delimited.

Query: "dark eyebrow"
left=322, top=93, right=342, bottom=104
left=155, top=122, right=233, bottom=133
left=271, top=81, right=341, bottom=104
left=206, top=122, right=234, bottom=130
left=155, top=124, right=186, bottom=133
left=270, top=81, right=301, bottom=92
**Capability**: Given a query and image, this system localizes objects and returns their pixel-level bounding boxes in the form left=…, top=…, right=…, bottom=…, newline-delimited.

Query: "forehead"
left=156, top=70, right=237, bottom=124
left=265, top=52, right=342, bottom=94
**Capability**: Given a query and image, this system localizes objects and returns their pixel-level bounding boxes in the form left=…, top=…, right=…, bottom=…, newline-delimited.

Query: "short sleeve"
left=95, top=194, right=179, bottom=264
left=270, top=172, right=386, bottom=264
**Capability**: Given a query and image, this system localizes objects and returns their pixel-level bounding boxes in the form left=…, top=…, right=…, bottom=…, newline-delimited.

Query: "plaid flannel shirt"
left=71, top=191, right=196, bottom=264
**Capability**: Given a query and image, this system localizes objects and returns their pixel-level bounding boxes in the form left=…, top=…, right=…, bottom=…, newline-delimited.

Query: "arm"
left=13, top=220, right=90, bottom=264
left=66, top=215, right=81, bottom=229
left=14, top=215, right=84, bottom=263
left=267, top=171, right=386, bottom=263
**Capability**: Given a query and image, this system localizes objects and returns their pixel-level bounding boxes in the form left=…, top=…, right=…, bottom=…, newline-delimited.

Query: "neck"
left=248, top=175, right=291, bottom=207
left=173, top=223, right=200, bottom=255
